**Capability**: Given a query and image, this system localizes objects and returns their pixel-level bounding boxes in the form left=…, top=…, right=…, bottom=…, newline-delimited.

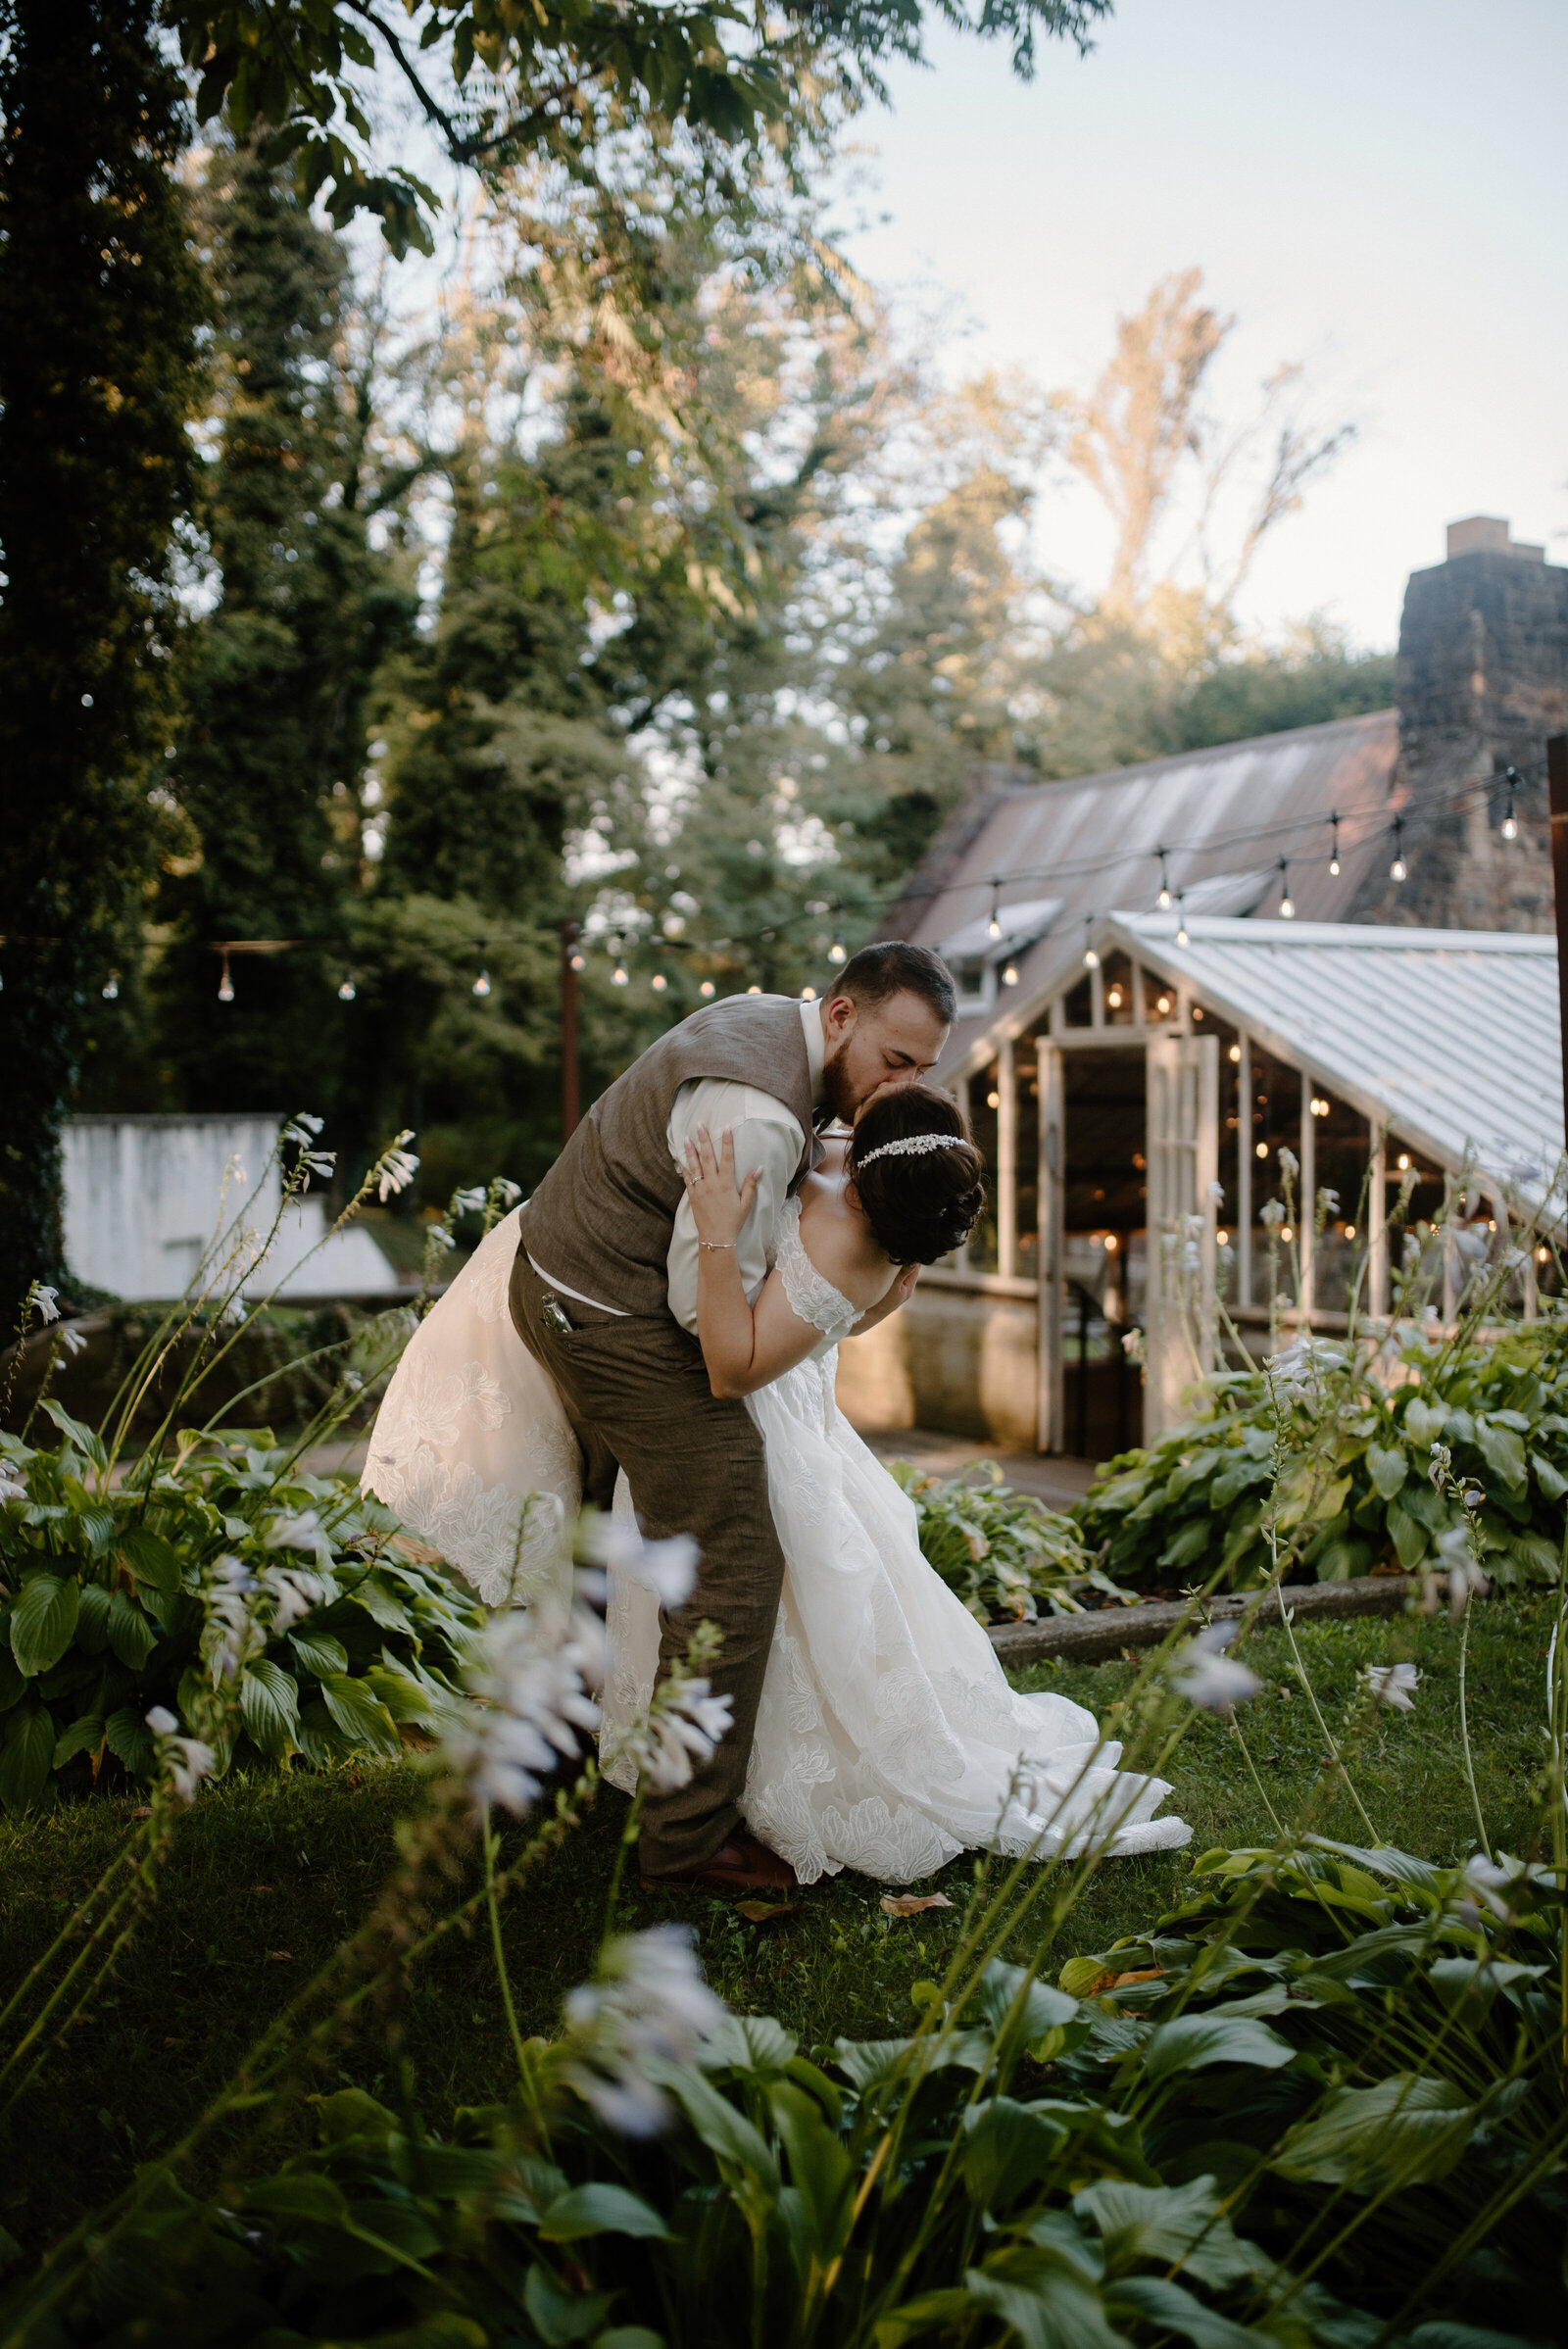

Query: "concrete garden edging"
left=987, top=1573, right=1417, bottom=1670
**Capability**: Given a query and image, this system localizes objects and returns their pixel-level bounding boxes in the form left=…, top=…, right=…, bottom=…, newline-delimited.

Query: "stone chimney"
left=1349, top=518, right=1568, bottom=929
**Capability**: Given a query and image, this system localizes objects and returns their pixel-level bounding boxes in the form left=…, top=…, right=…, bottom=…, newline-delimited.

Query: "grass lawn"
left=1, top=1589, right=1555, bottom=2260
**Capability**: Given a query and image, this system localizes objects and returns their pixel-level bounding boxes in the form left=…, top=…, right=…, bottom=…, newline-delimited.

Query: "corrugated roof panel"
left=1111, top=915, right=1564, bottom=1203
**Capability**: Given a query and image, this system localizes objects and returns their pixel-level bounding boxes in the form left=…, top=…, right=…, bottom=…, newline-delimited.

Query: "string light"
left=651, top=972, right=667, bottom=992
left=1389, top=817, right=1406, bottom=883
left=1002, top=962, right=1018, bottom=987
left=338, top=973, right=357, bottom=1002
left=1328, top=812, right=1341, bottom=875
left=612, top=961, right=627, bottom=988
left=1228, top=1043, right=1242, bottom=1062
left=1501, top=766, right=1520, bottom=841
left=102, top=971, right=120, bottom=1001
left=827, top=939, right=847, bottom=964
left=218, top=951, right=234, bottom=1003
left=699, top=978, right=715, bottom=998
left=1156, top=850, right=1172, bottom=910
left=987, top=881, right=1002, bottom=940
left=1082, top=918, right=1099, bottom=971
left=746, top=983, right=761, bottom=995
left=1277, top=859, right=1295, bottom=919
left=800, top=984, right=816, bottom=1001
left=569, top=949, right=585, bottom=971
left=1175, top=894, right=1189, bottom=948
left=472, top=967, right=492, bottom=998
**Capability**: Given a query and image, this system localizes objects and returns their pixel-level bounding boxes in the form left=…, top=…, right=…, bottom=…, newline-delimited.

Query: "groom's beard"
left=818, top=1041, right=861, bottom=1130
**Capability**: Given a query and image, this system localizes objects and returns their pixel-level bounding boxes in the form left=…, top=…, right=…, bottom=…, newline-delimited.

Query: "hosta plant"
left=889, top=1459, right=1122, bottom=1623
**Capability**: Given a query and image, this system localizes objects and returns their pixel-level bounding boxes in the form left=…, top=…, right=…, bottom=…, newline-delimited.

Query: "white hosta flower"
left=203, top=1553, right=258, bottom=1682
left=1259, top=1199, right=1286, bottom=1231
left=1169, top=1622, right=1260, bottom=1715
left=492, top=1179, right=522, bottom=1207
left=452, top=1186, right=488, bottom=1215
left=376, top=1138, right=419, bottom=1201
left=1278, top=1147, right=1298, bottom=1179
left=1121, top=1327, right=1146, bottom=1365
left=1266, top=1335, right=1348, bottom=1395
left=264, top=1510, right=334, bottom=1569
left=1207, top=1181, right=1225, bottom=1203
left=1428, top=1439, right=1451, bottom=1490
left=639, top=1680, right=735, bottom=1794
left=1435, top=1525, right=1489, bottom=1617
left=1317, top=1187, right=1341, bottom=1219
left=425, top=1222, right=457, bottom=1252
left=146, top=1706, right=217, bottom=1804
left=0, top=1460, right=27, bottom=1501
left=447, top=1608, right=605, bottom=1816
left=1180, top=1240, right=1200, bottom=1272
left=1455, top=1852, right=1546, bottom=1923
left=59, top=1323, right=87, bottom=1357
left=564, top=1924, right=727, bottom=2136
left=1360, top=1661, right=1419, bottom=1711
left=31, top=1284, right=60, bottom=1325
left=580, top=1514, right=700, bottom=1611
left=264, top=1563, right=323, bottom=1632
left=284, top=1114, right=325, bottom=1140
left=1184, top=1212, right=1206, bottom=1242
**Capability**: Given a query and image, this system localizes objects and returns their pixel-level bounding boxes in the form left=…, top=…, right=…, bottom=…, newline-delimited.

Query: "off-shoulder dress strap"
left=774, top=1195, right=860, bottom=1341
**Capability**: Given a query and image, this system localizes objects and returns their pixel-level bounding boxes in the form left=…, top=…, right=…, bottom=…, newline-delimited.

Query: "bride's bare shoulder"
left=795, top=1180, right=893, bottom=1309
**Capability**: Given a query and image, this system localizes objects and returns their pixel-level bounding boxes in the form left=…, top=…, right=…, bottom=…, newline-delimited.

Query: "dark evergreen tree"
left=149, top=141, right=415, bottom=1133
left=0, top=0, right=204, bottom=1314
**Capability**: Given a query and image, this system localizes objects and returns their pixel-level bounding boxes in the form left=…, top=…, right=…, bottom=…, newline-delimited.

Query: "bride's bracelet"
left=699, top=1240, right=736, bottom=1251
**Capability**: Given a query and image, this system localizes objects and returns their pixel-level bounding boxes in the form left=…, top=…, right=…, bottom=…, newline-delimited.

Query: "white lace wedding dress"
left=365, top=1205, right=1189, bottom=1883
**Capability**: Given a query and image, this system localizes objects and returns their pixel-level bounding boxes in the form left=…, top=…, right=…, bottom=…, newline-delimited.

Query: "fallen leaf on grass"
left=131, top=1805, right=152, bottom=1820
left=1085, top=1965, right=1164, bottom=1997
left=880, top=1893, right=956, bottom=1918
left=734, top=1900, right=798, bottom=1924
left=250, top=1884, right=274, bottom=1895
left=267, top=1951, right=294, bottom=1964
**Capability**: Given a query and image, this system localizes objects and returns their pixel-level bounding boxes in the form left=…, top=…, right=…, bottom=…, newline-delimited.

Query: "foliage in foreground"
left=1079, top=1315, right=1568, bottom=1595
left=891, top=1460, right=1118, bottom=1623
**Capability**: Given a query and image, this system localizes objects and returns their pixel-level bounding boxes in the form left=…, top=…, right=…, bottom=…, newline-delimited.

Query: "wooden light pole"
left=1549, top=736, right=1568, bottom=1155
left=561, top=918, right=581, bottom=1140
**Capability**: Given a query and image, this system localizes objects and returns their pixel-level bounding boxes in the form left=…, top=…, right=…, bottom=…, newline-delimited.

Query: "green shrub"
left=1078, top=1318, right=1568, bottom=1592
left=888, top=1459, right=1121, bottom=1621
left=0, top=1403, right=481, bottom=1810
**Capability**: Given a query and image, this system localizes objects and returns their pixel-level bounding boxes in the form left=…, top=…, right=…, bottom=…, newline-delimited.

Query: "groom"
left=510, top=941, right=956, bottom=1891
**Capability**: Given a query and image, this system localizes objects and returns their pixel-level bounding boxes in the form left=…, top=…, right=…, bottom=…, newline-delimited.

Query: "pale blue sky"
left=830, top=0, right=1567, bottom=647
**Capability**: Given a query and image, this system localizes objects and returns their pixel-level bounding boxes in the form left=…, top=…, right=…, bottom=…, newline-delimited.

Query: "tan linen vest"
left=516, top=994, right=817, bottom=1316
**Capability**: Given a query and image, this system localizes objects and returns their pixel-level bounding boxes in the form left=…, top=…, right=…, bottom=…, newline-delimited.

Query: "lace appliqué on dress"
left=774, top=1197, right=860, bottom=1345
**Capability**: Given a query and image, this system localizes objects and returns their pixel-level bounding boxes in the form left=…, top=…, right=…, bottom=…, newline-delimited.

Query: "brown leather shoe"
left=640, top=1830, right=799, bottom=1895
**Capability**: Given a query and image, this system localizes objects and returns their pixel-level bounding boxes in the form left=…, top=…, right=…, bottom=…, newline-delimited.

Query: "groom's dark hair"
left=836, top=941, right=956, bottom=1026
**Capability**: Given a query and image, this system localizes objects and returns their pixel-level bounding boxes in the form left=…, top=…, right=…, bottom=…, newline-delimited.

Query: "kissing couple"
left=366, top=941, right=1188, bottom=1892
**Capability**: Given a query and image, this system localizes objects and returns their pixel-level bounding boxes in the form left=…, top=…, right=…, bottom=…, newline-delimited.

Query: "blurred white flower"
left=1278, top=1147, right=1299, bottom=1178
left=493, top=1179, right=522, bottom=1207
left=1360, top=1661, right=1419, bottom=1711
left=452, top=1186, right=488, bottom=1214
left=1317, top=1187, right=1341, bottom=1219
left=284, top=1115, right=324, bottom=1140
left=564, top=1924, right=726, bottom=2135
left=639, top=1680, right=734, bottom=1794
left=1456, top=1852, right=1545, bottom=1921
left=1180, top=1240, right=1200, bottom=1272
left=264, top=1510, right=334, bottom=1570
left=1266, top=1335, right=1348, bottom=1395
left=1259, top=1200, right=1286, bottom=1231
left=580, top=1514, right=699, bottom=1611
left=203, top=1553, right=258, bottom=1682
left=1184, top=1213, right=1206, bottom=1242
left=1121, top=1327, right=1146, bottom=1365
left=1170, top=1622, right=1260, bottom=1715
left=448, top=1608, right=604, bottom=1816
left=1207, top=1181, right=1225, bottom=1203
left=59, top=1324, right=86, bottom=1357
left=146, top=1706, right=217, bottom=1805
left=264, top=1563, right=323, bottom=1632
left=1435, top=1525, right=1489, bottom=1617
left=0, top=1460, right=27, bottom=1501
left=376, top=1139, right=419, bottom=1201
left=31, top=1284, right=60, bottom=1325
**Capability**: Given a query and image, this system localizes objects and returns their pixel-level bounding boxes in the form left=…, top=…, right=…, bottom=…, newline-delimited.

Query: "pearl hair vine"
left=856, top=1133, right=962, bottom=1170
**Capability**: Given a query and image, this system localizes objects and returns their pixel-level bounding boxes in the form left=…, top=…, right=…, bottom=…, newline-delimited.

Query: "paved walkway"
left=301, top=1427, right=1102, bottom=1511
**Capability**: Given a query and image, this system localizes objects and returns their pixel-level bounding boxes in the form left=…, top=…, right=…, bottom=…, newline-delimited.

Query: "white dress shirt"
left=664, top=999, right=825, bottom=1336
left=528, top=999, right=825, bottom=1327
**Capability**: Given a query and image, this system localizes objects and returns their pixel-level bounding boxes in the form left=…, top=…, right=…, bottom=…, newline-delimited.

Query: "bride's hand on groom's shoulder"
left=683, top=1125, right=760, bottom=1249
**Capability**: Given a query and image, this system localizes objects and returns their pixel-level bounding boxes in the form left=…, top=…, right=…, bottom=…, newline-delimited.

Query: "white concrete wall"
left=835, top=1285, right=1040, bottom=1450
left=63, top=1116, right=394, bottom=1302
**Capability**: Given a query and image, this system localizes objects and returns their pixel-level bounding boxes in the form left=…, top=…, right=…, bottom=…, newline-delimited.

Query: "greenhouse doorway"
left=1057, top=1048, right=1146, bottom=1460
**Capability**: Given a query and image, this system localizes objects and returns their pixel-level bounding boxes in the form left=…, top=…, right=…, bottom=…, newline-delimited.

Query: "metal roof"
left=905, top=710, right=1400, bottom=1051
left=1109, top=913, right=1565, bottom=1207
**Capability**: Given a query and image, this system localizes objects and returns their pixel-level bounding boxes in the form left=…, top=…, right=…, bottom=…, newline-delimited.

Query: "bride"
left=365, top=1084, right=1188, bottom=1884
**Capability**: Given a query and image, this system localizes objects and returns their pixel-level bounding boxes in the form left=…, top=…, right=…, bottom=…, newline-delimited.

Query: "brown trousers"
left=508, top=1246, right=784, bottom=1875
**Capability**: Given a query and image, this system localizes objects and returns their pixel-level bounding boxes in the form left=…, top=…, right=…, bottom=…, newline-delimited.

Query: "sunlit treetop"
left=165, top=0, right=1111, bottom=256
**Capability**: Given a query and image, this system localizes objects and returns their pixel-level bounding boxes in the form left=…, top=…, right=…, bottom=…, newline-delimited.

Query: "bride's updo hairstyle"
left=846, top=1084, right=985, bottom=1267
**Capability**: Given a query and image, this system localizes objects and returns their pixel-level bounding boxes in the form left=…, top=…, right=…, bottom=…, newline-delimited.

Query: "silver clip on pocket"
left=541, top=1293, right=575, bottom=1337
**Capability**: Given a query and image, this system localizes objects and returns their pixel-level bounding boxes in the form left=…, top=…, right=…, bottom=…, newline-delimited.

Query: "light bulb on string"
left=472, top=968, right=492, bottom=998
left=1328, top=812, right=1341, bottom=875
left=1175, top=894, right=1190, bottom=948
left=987, top=881, right=1002, bottom=940
left=827, top=939, right=846, bottom=964
left=1082, top=917, right=1099, bottom=971
left=699, top=978, right=715, bottom=998
left=338, top=973, right=357, bottom=1002
left=651, top=971, right=667, bottom=993
left=1278, top=859, right=1295, bottom=919
left=1501, top=766, right=1520, bottom=841
left=218, top=950, right=234, bottom=1003
left=1389, top=816, right=1406, bottom=883
left=612, top=961, right=628, bottom=988
left=102, top=971, right=120, bottom=1002
left=746, top=983, right=761, bottom=996
left=1155, top=850, right=1172, bottom=910
left=1002, top=962, right=1018, bottom=987
left=801, top=985, right=816, bottom=1002
left=569, top=950, right=585, bottom=971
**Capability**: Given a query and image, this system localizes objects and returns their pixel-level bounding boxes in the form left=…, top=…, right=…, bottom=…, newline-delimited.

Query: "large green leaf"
left=1075, top=2176, right=1259, bottom=2289
left=10, top=1570, right=80, bottom=1677
left=1272, top=2074, right=1474, bottom=2189
left=318, top=1671, right=402, bottom=1758
left=963, top=2098, right=1066, bottom=2215
left=289, top=1629, right=349, bottom=1679
left=241, top=1659, right=302, bottom=1761
left=1142, top=2014, right=1295, bottom=2081
left=104, top=1705, right=155, bottom=1779
left=52, top=1711, right=105, bottom=1769
left=0, top=1703, right=56, bottom=1812
left=963, top=2252, right=1124, bottom=2349
left=537, top=2181, right=674, bottom=2242
left=39, top=1398, right=107, bottom=1468
left=0, top=1644, right=25, bottom=1713
left=1365, top=1442, right=1409, bottom=1500
left=1475, top=1418, right=1527, bottom=1490
left=106, top=1589, right=157, bottom=1671
left=1104, top=2275, right=1262, bottom=2349
left=119, top=1526, right=181, bottom=1594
